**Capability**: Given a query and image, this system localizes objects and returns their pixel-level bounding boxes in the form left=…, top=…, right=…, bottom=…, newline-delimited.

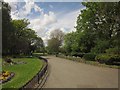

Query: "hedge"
left=95, top=54, right=120, bottom=65
left=83, top=53, right=96, bottom=61
left=71, top=52, right=85, bottom=58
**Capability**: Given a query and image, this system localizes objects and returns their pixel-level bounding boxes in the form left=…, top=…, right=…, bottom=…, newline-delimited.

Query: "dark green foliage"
left=2, top=2, right=12, bottom=55
left=95, top=54, right=120, bottom=65
left=95, top=54, right=111, bottom=64
left=64, top=32, right=75, bottom=54
left=83, top=53, right=96, bottom=61
left=63, top=2, right=120, bottom=66
left=2, top=2, right=44, bottom=56
left=91, top=40, right=110, bottom=54
left=105, top=47, right=120, bottom=55
left=71, top=52, right=85, bottom=58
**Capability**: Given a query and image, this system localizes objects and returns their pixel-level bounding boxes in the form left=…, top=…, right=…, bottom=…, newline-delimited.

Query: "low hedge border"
left=57, top=54, right=119, bottom=69
left=95, top=54, right=120, bottom=65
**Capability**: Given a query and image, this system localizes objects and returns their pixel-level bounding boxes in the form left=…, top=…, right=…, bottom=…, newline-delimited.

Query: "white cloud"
left=6, top=0, right=43, bottom=19
left=4, top=0, right=85, bottom=46
left=4, top=1, right=19, bottom=19
left=29, top=11, right=57, bottom=38
left=29, top=8, right=83, bottom=46
left=42, top=11, right=57, bottom=26
left=6, top=0, right=57, bottom=45
left=49, top=9, right=80, bottom=33
left=9, top=2, right=18, bottom=11
left=20, top=0, right=43, bottom=17
left=4, top=0, right=20, bottom=2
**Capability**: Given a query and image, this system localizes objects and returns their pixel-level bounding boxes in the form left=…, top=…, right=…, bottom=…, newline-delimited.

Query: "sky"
left=5, top=0, right=86, bottom=45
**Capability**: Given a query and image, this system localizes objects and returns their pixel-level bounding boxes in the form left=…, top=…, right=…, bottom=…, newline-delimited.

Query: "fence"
left=19, top=56, right=48, bottom=90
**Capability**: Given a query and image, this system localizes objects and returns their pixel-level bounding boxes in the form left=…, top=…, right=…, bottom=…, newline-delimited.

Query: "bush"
left=95, top=54, right=120, bottom=65
left=110, top=55, right=120, bottom=65
left=106, top=47, right=120, bottom=54
left=83, top=53, right=96, bottom=61
left=77, top=53, right=85, bottom=58
left=95, top=54, right=110, bottom=64
left=71, top=52, right=85, bottom=58
left=71, top=52, right=77, bottom=56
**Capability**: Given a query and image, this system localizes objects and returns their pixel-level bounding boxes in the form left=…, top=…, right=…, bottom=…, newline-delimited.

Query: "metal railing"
left=19, top=56, right=48, bottom=90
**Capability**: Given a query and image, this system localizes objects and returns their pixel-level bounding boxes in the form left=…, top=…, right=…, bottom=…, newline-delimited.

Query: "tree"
left=2, top=2, right=13, bottom=55
left=47, top=29, right=64, bottom=55
left=47, top=38, right=60, bottom=54
left=34, top=37, right=45, bottom=53
left=11, top=19, right=45, bottom=55
left=0, top=1, right=2, bottom=56
left=50, top=29, right=64, bottom=45
left=63, top=2, right=120, bottom=57
left=64, top=32, right=79, bottom=55
left=76, top=2, right=120, bottom=54
left=2, top=2, right=45, bottom=56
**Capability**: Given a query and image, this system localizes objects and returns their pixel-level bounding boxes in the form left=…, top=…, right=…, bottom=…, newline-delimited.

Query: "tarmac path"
left=43, top=56, right=118, bottom=88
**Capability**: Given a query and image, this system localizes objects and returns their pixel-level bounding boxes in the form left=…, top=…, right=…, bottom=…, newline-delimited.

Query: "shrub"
left=95, top=54, right=120, bottom=65
left=77, top=53, right=85, bottom=58
left=83, top=53, right=96, bottom=61
left=71, top=52, right=85, bottom=58
left=110, top=55, right=120, bottom=64
left=71, top=52, right=77, bottom=56
left=95, top=54, right=110, bottom=64
left=106, top=47, right=120, bottom=54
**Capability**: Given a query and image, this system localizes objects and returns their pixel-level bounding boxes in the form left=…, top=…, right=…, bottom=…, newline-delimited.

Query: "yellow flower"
left=0, top=76, right=5, bottom=80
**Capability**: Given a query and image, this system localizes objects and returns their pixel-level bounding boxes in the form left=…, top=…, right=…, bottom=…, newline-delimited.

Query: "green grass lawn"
left=2, top=57, right=43, bottom=88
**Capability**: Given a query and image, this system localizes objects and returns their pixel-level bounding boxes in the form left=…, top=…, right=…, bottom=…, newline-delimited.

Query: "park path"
left=43, top=56, right=118, bottom=88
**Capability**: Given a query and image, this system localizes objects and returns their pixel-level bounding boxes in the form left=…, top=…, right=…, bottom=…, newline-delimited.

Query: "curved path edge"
left=20, top=56, right=49, bottom=89
left=43, top=55, right=118, bottom=88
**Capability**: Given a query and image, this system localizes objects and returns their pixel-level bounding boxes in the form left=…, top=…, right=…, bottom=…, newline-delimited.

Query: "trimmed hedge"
left=71, top=52, right=85, bottom=58
left=83, top=53, right=96, bottom=61
left=95, top=54, right=120, bottom=65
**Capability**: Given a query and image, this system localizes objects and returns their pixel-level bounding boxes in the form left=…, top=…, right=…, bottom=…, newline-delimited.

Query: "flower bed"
left=0, top=71, right=15, bottom=84
left=2, top=58, right=43, bottom=88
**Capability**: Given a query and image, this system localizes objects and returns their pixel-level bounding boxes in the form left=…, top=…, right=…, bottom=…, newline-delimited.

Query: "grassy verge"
left=33, top=53, right=47, bottom=57
left=58, top=54, right=119, bottom=69
left=2, top=57, right=43, bottom=88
